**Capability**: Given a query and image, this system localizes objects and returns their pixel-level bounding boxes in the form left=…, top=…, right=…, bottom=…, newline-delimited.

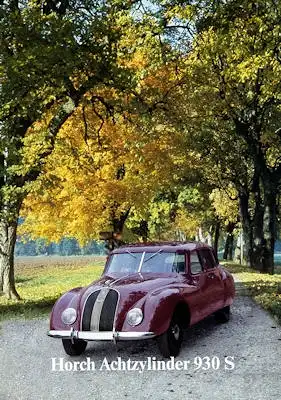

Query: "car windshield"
left=106, top=251, right=185, bottom=274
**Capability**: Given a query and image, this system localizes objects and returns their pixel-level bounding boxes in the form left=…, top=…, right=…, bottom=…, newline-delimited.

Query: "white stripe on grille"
left=90, top=288, right=110, bottom=331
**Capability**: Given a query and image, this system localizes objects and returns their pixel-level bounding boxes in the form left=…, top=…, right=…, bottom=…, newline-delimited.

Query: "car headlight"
left=61, top=308, right=77, bottom=325
left=126, top=308, right=143, bottom=326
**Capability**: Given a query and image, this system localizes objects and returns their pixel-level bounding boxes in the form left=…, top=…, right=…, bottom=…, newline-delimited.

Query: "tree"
left=0, top=0, right=161, bottom=298
left=153, top=0, right=281, bottom=272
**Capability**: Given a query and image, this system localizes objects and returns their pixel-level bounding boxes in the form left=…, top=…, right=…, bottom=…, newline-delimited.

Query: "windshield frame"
left=105, top=250, right=186, bottom=275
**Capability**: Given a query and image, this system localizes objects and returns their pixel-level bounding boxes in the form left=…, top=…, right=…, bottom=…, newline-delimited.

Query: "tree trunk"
left=239, top=180, right=277, bottom=272
left=105, top=208, right=131, bottom=252
left=250, top=171, right=265, bottom=271
left=223, top=233, right=234, bottom=260
left=228, top=234, right=234, bottom=260
left=262, top=183, right=277, bottom=274
left=238, top=189, right=253, bottom=265
left=213, top=220, right=220, bottom=259
left=139, top=220, right=149, bottom=242
left=197, top=226, right=205, bottom=242
left=131, top=220, right=149, bottom=242
left=0, top=219, right=20, bottom=300
left=223, top=222, right=235, bottom=260
left=206, top=230, right=213, bottom=246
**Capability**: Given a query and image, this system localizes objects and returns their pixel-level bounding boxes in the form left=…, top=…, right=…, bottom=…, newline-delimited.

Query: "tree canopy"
left=1, top=0, right=281, bottom=299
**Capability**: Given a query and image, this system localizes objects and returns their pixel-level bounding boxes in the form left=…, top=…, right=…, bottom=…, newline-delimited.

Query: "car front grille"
left=81, top=288, right=119, bottom=332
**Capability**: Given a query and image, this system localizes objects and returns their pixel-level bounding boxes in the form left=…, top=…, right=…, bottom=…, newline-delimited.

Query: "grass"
left=0, top=256, right=105, bottom=321
left=224, top=262, right=281, bottom=324
left=1, top=255, right=281, bottom=324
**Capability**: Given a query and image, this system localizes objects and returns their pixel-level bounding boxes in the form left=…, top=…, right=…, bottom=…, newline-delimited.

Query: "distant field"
left=0, top=255, right=106, bottom=321
left=15, top=254, right=106, bottom=271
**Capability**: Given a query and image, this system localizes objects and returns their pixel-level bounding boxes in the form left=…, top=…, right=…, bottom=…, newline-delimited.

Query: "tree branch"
left=22, top=97, right=77, bottom=184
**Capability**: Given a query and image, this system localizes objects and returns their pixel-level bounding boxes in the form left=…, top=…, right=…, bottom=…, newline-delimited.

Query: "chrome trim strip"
left=90, top=288, right=110, bottom=331
left=48, top=330, right=155, bottom=341
left=111, top=287, right=120, bottom=336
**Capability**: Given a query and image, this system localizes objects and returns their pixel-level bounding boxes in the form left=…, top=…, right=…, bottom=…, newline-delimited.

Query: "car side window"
left=190, top=251, right=202, bottom=274
left=172, top=253, right=186, bottom=273
left=199, top=249, right=216, bottom=270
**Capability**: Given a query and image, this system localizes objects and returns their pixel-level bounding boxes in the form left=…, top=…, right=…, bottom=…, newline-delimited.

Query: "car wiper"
left=125, top=250, right=137, bottom=258
left=143, top=249, right=163, bottom=263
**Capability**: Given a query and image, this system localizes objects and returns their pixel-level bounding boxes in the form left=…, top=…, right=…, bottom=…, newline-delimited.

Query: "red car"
left=48, top=242, right=235, bottom=357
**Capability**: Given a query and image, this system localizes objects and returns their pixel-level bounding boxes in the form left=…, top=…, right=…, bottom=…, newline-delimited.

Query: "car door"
left=197, top=248, right=225, bottom=315
left=184, top=249, right=211, bottom=324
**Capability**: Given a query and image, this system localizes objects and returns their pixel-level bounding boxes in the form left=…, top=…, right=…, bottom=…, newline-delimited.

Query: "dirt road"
left=0, top=296, right=280, bottom=400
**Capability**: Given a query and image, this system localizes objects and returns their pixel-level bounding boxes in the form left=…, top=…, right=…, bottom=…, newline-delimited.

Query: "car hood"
left=79, top=272, right=180, bottom=313
left=92, top=272, right=179, bottom=292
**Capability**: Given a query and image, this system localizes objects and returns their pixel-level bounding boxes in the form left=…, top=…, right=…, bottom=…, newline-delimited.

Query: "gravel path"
left=0, top=295, right=281, bottom=400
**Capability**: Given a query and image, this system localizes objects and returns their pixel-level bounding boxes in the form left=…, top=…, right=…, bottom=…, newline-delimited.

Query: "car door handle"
left=207, top=273, right=215, bottom=279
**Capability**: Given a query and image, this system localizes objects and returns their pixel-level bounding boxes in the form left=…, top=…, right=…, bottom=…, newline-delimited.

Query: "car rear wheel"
left=157, top=314, right=183, bottom=358
left=214, top=305, right=230, bottom=323
left=62, top=338, right=87, bottom=356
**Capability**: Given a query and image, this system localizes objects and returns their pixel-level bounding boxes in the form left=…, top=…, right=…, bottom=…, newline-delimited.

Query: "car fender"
left=121, top=287, right=190, bottom=336
left=50, top=287, right=82, bottom=331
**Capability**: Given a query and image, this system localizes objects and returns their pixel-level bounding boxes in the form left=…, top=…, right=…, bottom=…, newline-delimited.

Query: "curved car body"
left=48, top=242, right=235, bottom=357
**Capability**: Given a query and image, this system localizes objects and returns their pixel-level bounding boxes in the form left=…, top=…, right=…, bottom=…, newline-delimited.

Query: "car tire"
left=62, top=338, right=87, bottom=356
left=214, top=305, right=230, bottom=323
left=157, top=314, right=183, bottom=358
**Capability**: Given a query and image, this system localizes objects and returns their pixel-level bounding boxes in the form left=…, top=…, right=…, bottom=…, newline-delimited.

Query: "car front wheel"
left=62, top=338, right=87, bottom=356
left=157, top=315, right=183, bottom=358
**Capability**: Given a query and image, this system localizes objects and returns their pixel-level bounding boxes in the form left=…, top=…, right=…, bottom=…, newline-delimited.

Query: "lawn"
left=0, top=255, right=105, bottom=321
left=224, top=262, right=281, bottom=324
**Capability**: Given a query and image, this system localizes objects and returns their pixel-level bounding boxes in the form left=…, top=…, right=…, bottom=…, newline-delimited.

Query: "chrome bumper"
left=48, top=329, right=155, bottom=341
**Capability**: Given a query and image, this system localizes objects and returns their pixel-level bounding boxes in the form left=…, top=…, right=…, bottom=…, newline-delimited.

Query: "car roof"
left=111, top=241, right=212, bottom=254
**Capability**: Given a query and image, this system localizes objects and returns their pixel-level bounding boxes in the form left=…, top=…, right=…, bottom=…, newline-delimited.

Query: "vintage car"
left=48, top=242, right=235, bottom=357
